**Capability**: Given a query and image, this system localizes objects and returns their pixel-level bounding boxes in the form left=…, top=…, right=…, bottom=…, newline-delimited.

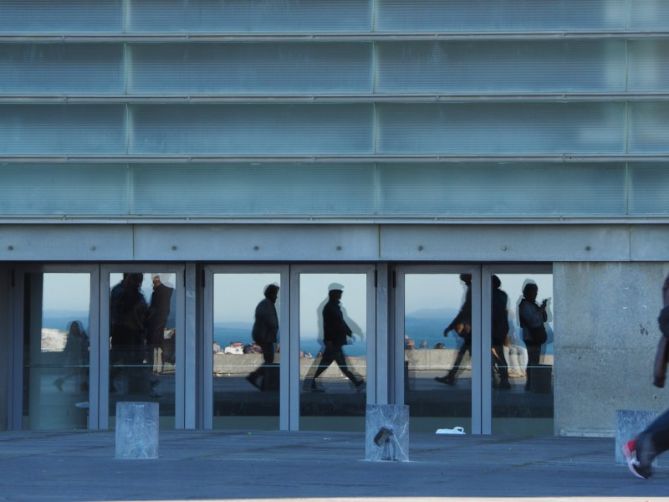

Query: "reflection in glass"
left=23, top=273, right=90, bottom=430
left=300, top=274, right=366, bottom=431
left=404, top=274, right=473, bottom=433
left=213, top=274, right=280, bottom=430
left=109, top=272, right=176, bottom=428
left=491, top=273, right=554, bottom=435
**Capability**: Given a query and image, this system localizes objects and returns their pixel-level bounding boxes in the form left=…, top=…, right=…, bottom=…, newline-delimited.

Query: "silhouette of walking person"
left=246, top=284, right=279, bottom=391
left=623, top=273, right=669, bottom=479
left=435, top=274, right=472, bottom=386
left=147, top=274, right=173, bottom=375
left=518, top=282, right=548, bottom=392
left=308, top=283, right=364, bottom=393
left=492, top=275, right=511, bottom=389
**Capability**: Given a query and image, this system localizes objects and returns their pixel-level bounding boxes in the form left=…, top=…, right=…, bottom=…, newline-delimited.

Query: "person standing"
left=147, top=274, right=173, bottom=374
left=623, top=273, right=669, bottom=479
left=246, top=284, right=280, bottom=390
left=309, top=283, right=364, bottom=392
left=518, top=282, right=548, bottom=392
left=491, top=275, right=511, bottom=389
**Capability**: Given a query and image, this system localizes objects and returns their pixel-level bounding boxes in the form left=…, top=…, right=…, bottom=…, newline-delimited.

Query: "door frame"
left=290, top=264, right=377, bottom=431
left=392, top=264, right=482, bottom=433
left=100, top=264, right=186, bottom=429
left=202, top=264, right=290, bottom=430
left=11, top=264, right=100, bottom=430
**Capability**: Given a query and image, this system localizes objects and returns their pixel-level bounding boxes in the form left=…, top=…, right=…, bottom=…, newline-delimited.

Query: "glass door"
left=203, top=266, right=288, bottom=430
left=293, top=265, right=375, bottom=431
left=394, top=266, right=481, bottom=434
left=19, top=266, right=98, bottom=430
left=101, top=266, right=184, bottom=430
left=483, top=265, right=554, bottom=435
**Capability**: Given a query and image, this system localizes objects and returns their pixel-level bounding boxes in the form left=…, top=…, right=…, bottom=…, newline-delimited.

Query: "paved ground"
left=0, top=430, right=667, bottom=501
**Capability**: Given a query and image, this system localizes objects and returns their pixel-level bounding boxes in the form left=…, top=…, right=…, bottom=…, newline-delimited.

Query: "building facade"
left=0, top=0, right=668, bottom=436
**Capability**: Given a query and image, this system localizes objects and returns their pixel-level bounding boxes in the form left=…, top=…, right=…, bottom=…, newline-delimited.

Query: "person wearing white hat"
left=309, top=283, right=364, bottom=392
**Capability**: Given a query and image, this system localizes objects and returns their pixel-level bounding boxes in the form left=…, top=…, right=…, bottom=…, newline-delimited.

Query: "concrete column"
left=554, top=262, right=669, bottom=437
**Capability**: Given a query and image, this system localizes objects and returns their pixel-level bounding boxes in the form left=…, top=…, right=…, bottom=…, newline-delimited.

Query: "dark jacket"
left=491, top=287, right=509, bottom=345
left=322, top=299, right=352, bottom=347
left=147, top=283, right=173, bottom=346
left=252, top=298, right=279, bottom=344
left=519, top=298, right=547, bottom=346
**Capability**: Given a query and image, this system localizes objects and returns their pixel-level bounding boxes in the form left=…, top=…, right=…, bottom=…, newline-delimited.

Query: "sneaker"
left=353, top=379, right=365, bottom=393
left=310, top=380, right=325, bottom=393
left=623, top=439, right=652, bottom=479
left=435, top=375, right=455, bottom=386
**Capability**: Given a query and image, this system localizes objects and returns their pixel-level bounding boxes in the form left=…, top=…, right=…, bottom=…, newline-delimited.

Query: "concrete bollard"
left=365, top=404, right=410, bottom=462
left=115, top=402, right=159, bottom=459
left=615, top=409, right=658, bottom=465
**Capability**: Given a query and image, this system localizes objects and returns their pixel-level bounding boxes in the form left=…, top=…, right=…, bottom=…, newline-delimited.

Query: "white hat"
left=328, top=282, right=345, bottom=292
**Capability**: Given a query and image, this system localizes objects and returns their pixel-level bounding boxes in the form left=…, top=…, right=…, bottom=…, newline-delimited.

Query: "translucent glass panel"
left=629, top=164, right=669, bottom=215
left=212, top=274, right=281, bottom=430
left=131, top=43, right=372, bottom=95
left=0, top=165, right=128, bottom=215
left=0, top=0, right=122, bottom=33
left=377, top=103, right=626, bottom=155
left=629, top=1, right=669, bottom=31
left=0, top=45, right=124, bottom=95
left=628, top=41, right=669, bottom=92
left=23, top=273, right=91, bottom=430
left=132, top=164, right=375, bottom=216
left=377, top=0, right=631, bottom=32
left=630, top=103, right=669, bottom=153
left=4, top=162, right=668, bottom=218
left=0, top=105, right=125, bottom=154
left=299, top=273, right=367, bottom=431
left=490, top=273, right=554, bottom=436
left=129, top=0, right=371, bottom=33
left=404, top=273, right=473, bottom=433
left=379, top=164, right=626, bottom=216
left=109, top=272, right=177, bottom=429
left=131, top=105, right=373, bottom=154
left=376, top=41, right=626, bottom=93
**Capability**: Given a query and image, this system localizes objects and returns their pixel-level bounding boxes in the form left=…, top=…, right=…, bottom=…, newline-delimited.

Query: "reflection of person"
left=623, top=273, right=669, bottom=479
left=110, top=273, right=148, bottom=394
left=53, top=320, right=89, bottom=393
left=147, top=274, right=173, bottom=373
left=308, top=283, right=364, bottom=392
left=246, top=284, right=279, bottom=391
left=518, top=282, right=548, bottom=392
left=435, top=274, right=472, bottom=386
left=491, top=275, right=511, bottom=389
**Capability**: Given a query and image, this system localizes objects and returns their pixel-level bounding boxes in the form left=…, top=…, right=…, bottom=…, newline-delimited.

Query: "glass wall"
left=489, top=272, right=554, bottom=435
left=109, top=272, right=176, bottom=428
left=403, top=273, right=474, bottom=433
left=299, top=273, right=367, bottom=431
left=212, top=273, right=281, bottom=430
left=23, top=272, right=91, bottom=430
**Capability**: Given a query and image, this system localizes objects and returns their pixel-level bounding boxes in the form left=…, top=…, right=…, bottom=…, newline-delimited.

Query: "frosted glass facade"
left=0, top=0, right=667, bottom=219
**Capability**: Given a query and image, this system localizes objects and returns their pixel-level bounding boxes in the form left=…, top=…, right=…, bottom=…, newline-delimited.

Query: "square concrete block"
left=365, top=404, right=409, bottom=462
left=115, top=402, right=159, bottom=459
left=615, top=409, right=658, bottom=465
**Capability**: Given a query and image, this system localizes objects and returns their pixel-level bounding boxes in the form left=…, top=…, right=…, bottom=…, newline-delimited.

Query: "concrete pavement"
left=0, top=430, right=667, bottom=501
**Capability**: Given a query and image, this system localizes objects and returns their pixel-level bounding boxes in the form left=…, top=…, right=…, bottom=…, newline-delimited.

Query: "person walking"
left=623, top=273, right=669, bottom=479
left=518, top=282, right=548, bottom=392
left=246, top=284, right=280, bottom=391
left=309, top=283, right=364, bottom=392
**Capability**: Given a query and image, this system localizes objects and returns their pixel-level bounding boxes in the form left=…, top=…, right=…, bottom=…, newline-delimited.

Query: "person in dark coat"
left=309, top=283, right=364, bottom=392
left=491, top=275, right=511, bottom=389
left=147, top=274, right=173, bottom=373
left=623, top=273, right=669, bottom=479
left=518, top=282, right=548, bottom=392
left=435, top=274, right=472, bottom=386
left=246, top=284, right=280, bottom=390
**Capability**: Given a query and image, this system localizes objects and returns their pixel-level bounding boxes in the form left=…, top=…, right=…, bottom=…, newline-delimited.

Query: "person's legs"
left=629, top=406, right=669, bottom=478
left=525, top=343, right=541, bottom=391
left=247, top=343, right=274, bottom=389
left=492, top=344, right=510, bottom=388
left=333, top=348, right=363, bottom=388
